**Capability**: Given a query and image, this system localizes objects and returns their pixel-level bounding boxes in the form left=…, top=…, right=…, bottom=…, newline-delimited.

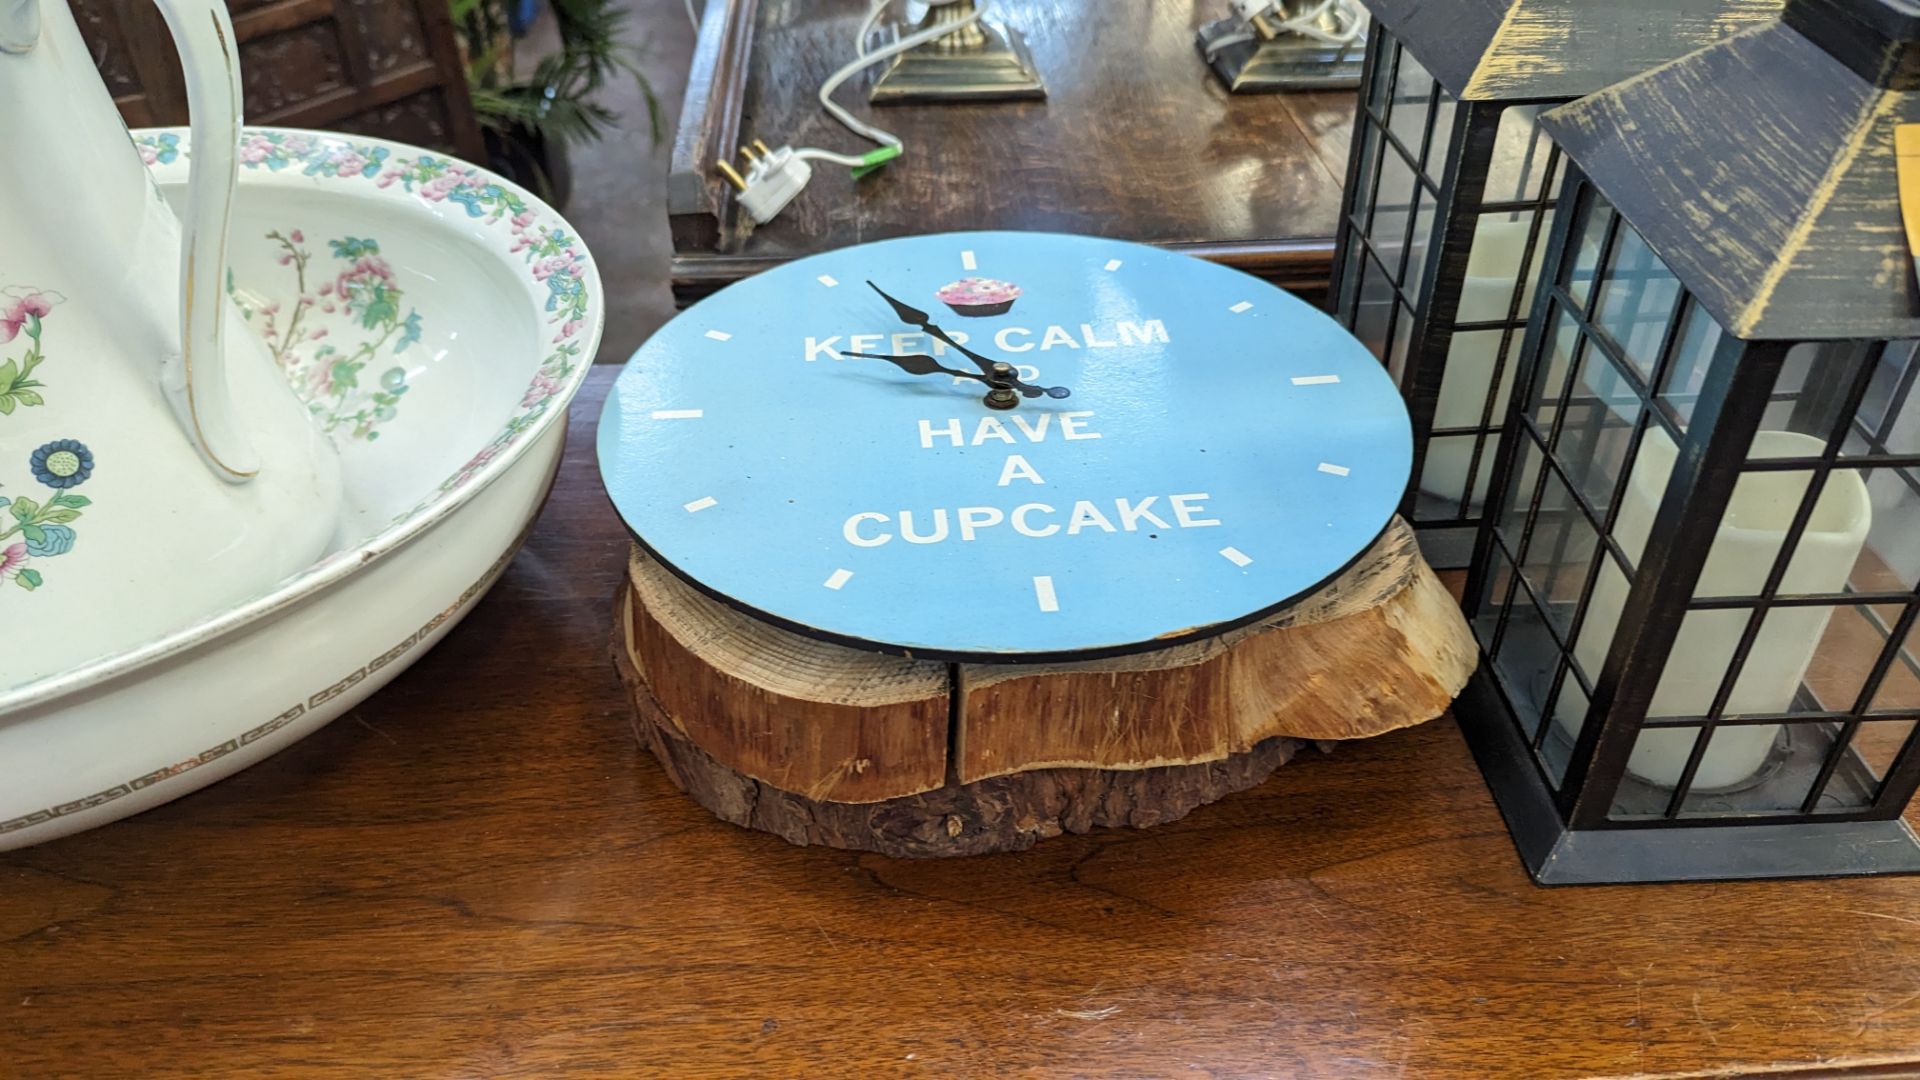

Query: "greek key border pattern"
left=0, top=545, right=521, bottom=837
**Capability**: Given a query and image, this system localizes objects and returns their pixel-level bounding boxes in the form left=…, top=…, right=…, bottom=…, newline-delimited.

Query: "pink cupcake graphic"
left=935, top=277, right=1021, bottom=318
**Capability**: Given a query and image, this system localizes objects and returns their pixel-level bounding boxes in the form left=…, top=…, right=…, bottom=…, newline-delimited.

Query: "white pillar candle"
left=1423, top=216, right=1553, bottom=510
left=1560, top=429, right=1871, bottom=790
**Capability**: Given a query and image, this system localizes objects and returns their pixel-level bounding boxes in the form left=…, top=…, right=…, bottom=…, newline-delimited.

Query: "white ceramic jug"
left=0, top=0, right=342, bottom=687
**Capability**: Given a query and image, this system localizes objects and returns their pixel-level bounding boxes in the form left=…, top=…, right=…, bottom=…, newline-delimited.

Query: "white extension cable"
left=801, top=0, right=988, bottom=166
left=1205, top=0, right=1366, bottom=60
left=719, top=0, right=991, bottom=224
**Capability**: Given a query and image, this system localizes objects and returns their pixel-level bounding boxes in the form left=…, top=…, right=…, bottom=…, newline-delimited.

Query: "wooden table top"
left=669, top=0, right=1355, bottom=299
left=8, top=368, right=1920, bottom=1078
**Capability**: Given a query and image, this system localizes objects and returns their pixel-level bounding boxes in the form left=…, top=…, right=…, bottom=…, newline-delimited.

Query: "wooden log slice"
left=615, top=611, right=1314, bottom=857
left=613, top=519, right=1477, bottom=857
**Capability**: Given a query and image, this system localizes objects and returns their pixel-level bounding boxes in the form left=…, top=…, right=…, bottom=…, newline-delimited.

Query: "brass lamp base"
left=868, top=4, right=1046, bottom=104
left=1196, top=12, right=1366, bottom=93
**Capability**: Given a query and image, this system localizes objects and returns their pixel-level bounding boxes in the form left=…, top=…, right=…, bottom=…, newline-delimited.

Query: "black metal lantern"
left=1330, top=0, right=1783, bottom=567
left=1460, top=0, right=1920, bottom=883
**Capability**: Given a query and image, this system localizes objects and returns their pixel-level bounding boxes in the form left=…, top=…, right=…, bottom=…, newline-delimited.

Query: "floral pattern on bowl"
left=0, top=287, right=64, bottom=415
left=229, top=229, right=418, bottom=442
left=131, top=127, right=593, bottom=506
left=2, top=439, right=95, bottom=595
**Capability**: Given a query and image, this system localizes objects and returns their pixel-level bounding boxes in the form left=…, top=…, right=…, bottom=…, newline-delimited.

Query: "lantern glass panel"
left=1475, top=536, right=1520, bottom=651
left=1655, top=300, right=1726, bottom=432
left=1387, top=44, right=1439, bottom=165
left=1486, top=105, right=1558, bottom=204
left=1490, top=582, right=1564, bottom=749
left=1566, top=194, right=1615, bottom=311
left=1372, top=149, right=1420, bottom=277
left=1857, top=720, right=1920, bottom=800
left=1545, top=677, right=1591, bottom=785
left=1352, top=254, right=1395, bottom=358
left=1872, top=617, right=1920, bottom=712
left=1365, top=30, right=1394, bottom=111
left=1850, top=340, right=1920, bottom=453
left=1554, top=351, right=1645, bottom=518
left=1592, top=222, right=1683, bottom=382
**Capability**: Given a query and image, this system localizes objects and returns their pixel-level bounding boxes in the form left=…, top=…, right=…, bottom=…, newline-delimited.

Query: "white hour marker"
left=1220, top=547, right=1253, bottom=568
left=651, top=409, right=703, bottom=420
left=1033, top=575, right=1060, bottom=613
left=960, top=250, right=978, bottom=270
left=683, top=496, right=717, bottom=513
left=824, top=568, right=853, bottom=590
left=1291, top=374, right=1341, bottom=385
left=1318, top=462, right=1351, bottom=476
left=817, top=274, right=839, bottom=287
left=1229, top=301, right=1253, bottom=314
left=1104, top=259, right=1123, bottom=271
left=704, top=329, right=732, bottom=342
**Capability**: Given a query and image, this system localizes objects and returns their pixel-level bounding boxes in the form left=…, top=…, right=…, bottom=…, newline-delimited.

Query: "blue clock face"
left=599, top=231, right=1411, bottom=661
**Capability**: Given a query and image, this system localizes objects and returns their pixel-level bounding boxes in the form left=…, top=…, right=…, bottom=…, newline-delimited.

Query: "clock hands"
left=841, top=350, right=1072, bottom=407
left=866, top=281, right=1071, bottom=404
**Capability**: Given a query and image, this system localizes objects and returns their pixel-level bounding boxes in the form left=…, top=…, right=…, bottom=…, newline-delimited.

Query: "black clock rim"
left=610, top=502, right=1398, bottom=667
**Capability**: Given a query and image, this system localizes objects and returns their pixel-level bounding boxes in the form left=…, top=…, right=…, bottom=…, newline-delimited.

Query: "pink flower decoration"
left=0, top=543, right=27, bottom=579
left=376, top=175, right=397, bottom=189
left=278, top=255, right=293, bottom=266
left=321, top=302, right=336, bottom=314
left=1, top=292, right=55, bottom=343
left=290, top=229, right=305, bottom=243
left=309, top=328, right=328, bottom=340
left=512, top=211, right=536, bottom=229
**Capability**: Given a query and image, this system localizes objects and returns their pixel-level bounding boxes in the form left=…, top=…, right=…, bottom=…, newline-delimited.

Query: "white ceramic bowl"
left=0, top=127, right=602, bottom=849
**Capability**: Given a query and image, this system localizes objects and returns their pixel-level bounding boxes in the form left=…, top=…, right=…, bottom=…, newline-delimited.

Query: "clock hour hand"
left=841, top=351, right=1070, bottom=400
left=841, top=350, right=983, bottom=384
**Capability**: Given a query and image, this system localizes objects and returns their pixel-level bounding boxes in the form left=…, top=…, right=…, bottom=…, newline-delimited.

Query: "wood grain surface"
left=669, top=0, right=1354, bottom=299
left=7, top=368, right=1920, bottom=1078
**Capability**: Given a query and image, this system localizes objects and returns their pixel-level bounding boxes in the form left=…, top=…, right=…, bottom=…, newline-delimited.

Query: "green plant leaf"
left=11, top=389, right=41, bottom=407
left=39, top=509, right=79, bottom=524
left=16, top=569, right=40, bottom=590
left=49, top=493, right=90, bottom=509
left=9, top=497, right=37, bottom=523
left=19, top=524, right=43, bottom=544
left=0, top=395, right=14, bottom=416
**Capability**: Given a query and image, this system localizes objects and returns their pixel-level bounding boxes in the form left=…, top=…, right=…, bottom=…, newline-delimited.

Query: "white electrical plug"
left=717, top=141, right=813, bottom=226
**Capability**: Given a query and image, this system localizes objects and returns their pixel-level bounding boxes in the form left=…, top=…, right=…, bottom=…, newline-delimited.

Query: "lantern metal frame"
left=1329, top=0, right=1785, bottom=568
left=1456, top=0, right=1920, bottom=884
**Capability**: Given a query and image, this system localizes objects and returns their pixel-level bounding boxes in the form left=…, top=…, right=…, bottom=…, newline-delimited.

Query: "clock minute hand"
left=865, top=280, right=997, bottom=378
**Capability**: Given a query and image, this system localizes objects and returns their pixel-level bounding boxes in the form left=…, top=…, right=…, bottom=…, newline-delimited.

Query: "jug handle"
left=153, top=0, right=257, bottom=482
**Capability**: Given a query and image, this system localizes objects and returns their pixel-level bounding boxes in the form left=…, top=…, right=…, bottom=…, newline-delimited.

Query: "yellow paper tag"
left=1896, top=124, right=1920, bottom=262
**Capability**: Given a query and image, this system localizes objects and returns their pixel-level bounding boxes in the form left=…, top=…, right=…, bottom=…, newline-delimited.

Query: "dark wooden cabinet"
left=73, top=0, right=485, bottom=159
left=668, top=0, right=1358, bottom=305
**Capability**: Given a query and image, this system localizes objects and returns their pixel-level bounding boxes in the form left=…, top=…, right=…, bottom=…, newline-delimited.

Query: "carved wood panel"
left=71, top=0, right=484, bottom=160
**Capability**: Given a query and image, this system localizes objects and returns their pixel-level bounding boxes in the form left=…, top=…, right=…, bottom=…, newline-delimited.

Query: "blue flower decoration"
left=395, top=310, right=423, bottom=353
left=29, top=439, right=93, bottom=489
left=153, top=133, right=180, bottom=164
left=25, top=523, right=74, bottom=557
left=447, top=187, right=487, bottom=218
left=361, top=147, right=390, bottom=178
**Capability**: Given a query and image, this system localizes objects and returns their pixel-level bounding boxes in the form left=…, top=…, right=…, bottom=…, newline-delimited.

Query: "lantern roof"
left=1361, top=0, right=1784, bottom=103
left=1543, top=0, right=1920, bottom=341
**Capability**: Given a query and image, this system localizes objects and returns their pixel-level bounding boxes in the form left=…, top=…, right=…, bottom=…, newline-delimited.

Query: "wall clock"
left=599, top=231, right=1411, bottom=662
